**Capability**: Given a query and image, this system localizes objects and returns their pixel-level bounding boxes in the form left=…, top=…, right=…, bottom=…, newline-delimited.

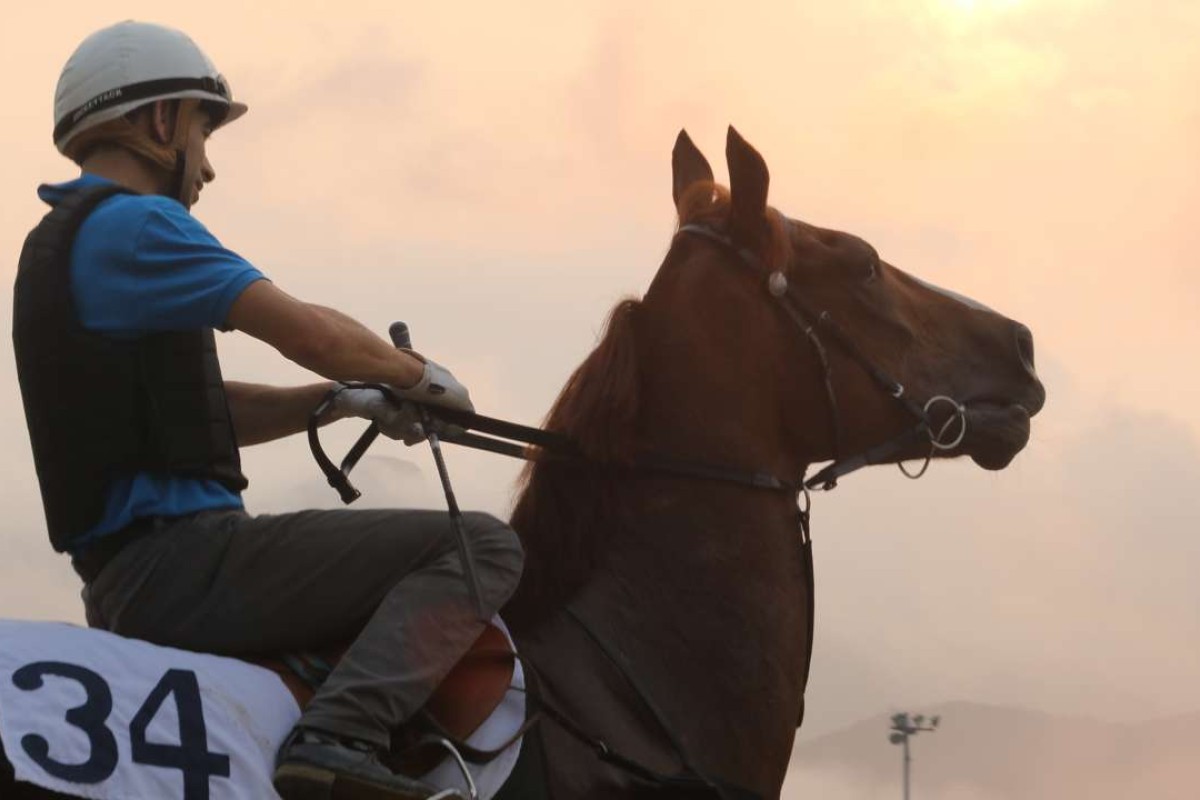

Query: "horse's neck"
left=512, top=482, right=810, bottom=795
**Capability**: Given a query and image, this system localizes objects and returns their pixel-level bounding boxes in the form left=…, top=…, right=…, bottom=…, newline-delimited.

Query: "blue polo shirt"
left=36, top=174, right=266, bottom=553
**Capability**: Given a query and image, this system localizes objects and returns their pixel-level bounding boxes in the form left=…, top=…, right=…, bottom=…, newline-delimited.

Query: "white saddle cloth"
left=0, top=618, right=524, bottom=799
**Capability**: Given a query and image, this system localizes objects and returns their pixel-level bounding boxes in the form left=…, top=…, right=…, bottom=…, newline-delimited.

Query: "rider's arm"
left=225, top=280, right=424, bottom=388
left=225, top=381, right=345, bottom=446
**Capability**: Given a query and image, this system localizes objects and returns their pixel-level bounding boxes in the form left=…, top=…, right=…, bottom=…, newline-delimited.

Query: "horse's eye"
left=848, top=257, right=878, bottom=284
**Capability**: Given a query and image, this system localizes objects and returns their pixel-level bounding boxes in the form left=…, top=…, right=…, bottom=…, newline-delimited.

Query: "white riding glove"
left=393, top=352, right=475, bottom=414
left=332, top=387, right=426, bottom=445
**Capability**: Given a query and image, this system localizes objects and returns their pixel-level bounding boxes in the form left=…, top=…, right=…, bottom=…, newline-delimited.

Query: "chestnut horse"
left=0, top=127, right=1043, bottom=800
left=499, top=127, right=1044, bottom=799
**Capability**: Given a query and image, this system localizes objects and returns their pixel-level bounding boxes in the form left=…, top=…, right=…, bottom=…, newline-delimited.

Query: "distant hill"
left=783, top=701, right=1200, bottom=800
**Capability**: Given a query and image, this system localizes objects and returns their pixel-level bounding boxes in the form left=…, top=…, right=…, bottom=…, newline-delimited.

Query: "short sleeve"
left=74, top=198, right=266, bottom=335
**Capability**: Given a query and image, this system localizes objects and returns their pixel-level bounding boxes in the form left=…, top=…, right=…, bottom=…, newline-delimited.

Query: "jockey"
left=15, top=20, right=523, bottom=800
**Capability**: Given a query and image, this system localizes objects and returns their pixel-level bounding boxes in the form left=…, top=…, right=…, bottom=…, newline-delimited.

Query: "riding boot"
left=273, top=727, right=454, bottom=800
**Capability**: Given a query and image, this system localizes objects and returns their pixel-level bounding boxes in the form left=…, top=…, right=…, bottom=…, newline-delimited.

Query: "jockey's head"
left=53, top=21, right=247, bottom=208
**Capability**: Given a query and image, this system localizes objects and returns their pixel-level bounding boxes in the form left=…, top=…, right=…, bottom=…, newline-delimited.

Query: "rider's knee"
left=461, top=511, right=524, bottom=581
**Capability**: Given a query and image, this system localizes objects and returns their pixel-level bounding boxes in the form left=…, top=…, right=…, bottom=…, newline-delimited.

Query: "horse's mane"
left=507, top=181, right=789, bottom=620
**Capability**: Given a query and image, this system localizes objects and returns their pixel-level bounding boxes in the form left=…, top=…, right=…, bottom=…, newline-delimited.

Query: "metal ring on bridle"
left=798, top=485, right=811, bottom=516
left=923, top=395, right=967, bottom=451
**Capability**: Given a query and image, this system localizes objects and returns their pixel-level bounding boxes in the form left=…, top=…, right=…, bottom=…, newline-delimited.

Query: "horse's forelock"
left=676, top=181, right=729, bottom=228
left=676, top=181, right=792, bottom=272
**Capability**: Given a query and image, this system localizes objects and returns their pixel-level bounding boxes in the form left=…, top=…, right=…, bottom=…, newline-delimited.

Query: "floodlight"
left=888, top=710, right=940, bottom=800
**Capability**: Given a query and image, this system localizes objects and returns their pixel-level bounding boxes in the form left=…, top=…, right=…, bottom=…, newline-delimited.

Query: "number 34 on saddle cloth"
left=0, top=618, right=526, bottom=800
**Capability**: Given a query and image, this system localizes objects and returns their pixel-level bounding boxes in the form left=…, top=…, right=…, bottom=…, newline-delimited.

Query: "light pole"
left=888, top=712, right=940, bottom=800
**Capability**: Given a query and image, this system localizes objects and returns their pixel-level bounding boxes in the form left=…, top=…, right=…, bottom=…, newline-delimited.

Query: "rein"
left=309, top=395, right=805, bottom=504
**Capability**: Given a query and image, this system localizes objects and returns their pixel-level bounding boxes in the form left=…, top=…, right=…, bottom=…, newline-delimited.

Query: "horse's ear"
left=672, top=129, right=714, bottom=208
left=726, top=125, right=770, bottom=243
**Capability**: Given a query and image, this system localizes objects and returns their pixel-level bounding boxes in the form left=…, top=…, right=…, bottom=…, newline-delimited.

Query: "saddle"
left=254, top=623, right=517, bottom=776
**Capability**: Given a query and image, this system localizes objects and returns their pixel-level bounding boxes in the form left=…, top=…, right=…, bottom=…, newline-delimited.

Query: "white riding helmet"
left=53, top=20, right=247, bottom=155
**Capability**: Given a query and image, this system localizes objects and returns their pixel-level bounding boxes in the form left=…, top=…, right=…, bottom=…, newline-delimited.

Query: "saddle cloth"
left=0, top=618, right=524, bottom=799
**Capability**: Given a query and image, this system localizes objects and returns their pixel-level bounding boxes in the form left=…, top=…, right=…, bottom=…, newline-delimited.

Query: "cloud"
left=1, top=9, right=1199, bottom=791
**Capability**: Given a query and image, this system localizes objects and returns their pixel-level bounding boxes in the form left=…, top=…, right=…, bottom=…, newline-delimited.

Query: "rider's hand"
left=394, top=351, right=475, bottom=414
left=333, top=387, right=427, bottom=446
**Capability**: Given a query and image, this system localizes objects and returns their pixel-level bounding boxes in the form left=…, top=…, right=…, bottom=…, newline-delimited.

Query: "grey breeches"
left=81, top=507, right=524, bottom=747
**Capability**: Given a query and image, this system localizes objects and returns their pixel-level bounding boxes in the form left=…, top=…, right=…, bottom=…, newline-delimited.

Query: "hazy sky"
left=3, top=0, right=1198, bottom=784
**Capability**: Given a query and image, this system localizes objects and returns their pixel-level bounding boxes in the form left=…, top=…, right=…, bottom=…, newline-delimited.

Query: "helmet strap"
left=163, top=100, right=197, bottom=207
left=169, top=147, right=190, bottom=207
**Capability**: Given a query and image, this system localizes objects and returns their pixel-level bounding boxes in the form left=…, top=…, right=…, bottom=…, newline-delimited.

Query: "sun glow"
left=941, top=0, right=1029, bottom=14
left=947, top=0, right=1027, bottom=10
left=929, top=0, right=1032, bottom=34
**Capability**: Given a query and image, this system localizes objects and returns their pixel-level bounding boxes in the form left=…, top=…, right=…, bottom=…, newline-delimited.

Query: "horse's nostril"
left=1015, top=323, right=1036, bottom=373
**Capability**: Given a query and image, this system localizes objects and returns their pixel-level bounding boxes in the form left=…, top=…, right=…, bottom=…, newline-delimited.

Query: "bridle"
left=305, top=220, right=972, bottom=800
left=676, top=221, right=968, bottom=492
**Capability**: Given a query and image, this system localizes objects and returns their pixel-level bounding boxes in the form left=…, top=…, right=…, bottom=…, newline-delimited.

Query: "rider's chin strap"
left=169, top=147, right=189, bottom=207
left=162, top=100, right=198, bottom=207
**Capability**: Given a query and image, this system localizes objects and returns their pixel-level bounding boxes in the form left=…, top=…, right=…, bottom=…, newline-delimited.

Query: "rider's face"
left=180, top=108, right=216, bottom=210
left=148, top=100, right=216, bottom=209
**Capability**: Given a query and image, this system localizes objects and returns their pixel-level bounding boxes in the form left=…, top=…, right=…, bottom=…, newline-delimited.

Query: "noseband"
left=676, top=223, right=967, bottom=491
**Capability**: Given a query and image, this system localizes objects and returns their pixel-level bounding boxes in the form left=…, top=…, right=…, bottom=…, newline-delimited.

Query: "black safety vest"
left=13, top=183, right=249, bottom=552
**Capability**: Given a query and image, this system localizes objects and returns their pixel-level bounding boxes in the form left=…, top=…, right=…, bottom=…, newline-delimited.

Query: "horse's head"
left=641, top=127, right=1045, bottom=478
